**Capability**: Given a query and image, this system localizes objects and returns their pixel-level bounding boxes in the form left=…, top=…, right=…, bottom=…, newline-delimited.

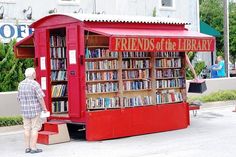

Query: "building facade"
left=1, top=0, right=211, bottom=67
left=0, top=0, right=200, bottom=38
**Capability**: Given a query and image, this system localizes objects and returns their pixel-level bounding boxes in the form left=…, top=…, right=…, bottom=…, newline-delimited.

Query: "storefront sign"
left=110, top=37, right=215, bottom=52
left=0, top=23, right=33, bottom=43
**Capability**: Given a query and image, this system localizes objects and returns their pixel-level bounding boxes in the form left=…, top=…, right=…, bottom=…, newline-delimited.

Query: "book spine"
left=87, top=97, right=120, bottom=109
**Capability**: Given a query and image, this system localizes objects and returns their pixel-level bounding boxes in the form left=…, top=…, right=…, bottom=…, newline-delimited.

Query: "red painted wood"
left=110, top=37, right=215, bottom=52
left=77, top=27, right=86, bottom=122
left=31, top=15, right=78, bottom=28
left=189, top=105, right=200, bottom=110
left=66, top=24, right=81, bottom=119
left=44, top=122, right=59, bottom=133
left=86, top=103, right=189, bottom=141
left=37, top=132, right=49, bottom=144
left=34, top=28, right=50, bottom=111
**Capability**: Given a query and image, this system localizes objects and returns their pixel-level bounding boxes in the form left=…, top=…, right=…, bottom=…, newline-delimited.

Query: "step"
left=38, top=122, right=70, bottom=145
left=43, top=122, right=64, bottom=133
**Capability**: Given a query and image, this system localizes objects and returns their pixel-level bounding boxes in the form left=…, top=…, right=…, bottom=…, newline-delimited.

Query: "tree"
left=200, top=0, right=236, bottom=65
left=0, top=40, right=33, bottom=92
left=200, top=0, right=224, bottom=56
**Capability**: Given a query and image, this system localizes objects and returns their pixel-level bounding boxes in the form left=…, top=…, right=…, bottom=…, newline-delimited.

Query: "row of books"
left=51, top=85, right=67, bottom=97
left=156, top=69, right=181, bottom=78
left=122, top=52, right=150, bottom=58
left=50, top=47, right=66, bottom=59
left=122, top=69, right=150, bottom=79
left=155, top=58, right=181, bottom=68
left=122, top=60, right=150, bottom=69
left=86, top=91, right=183, bottom=109
left=52, top=101, right=68, bottom=113
left=86, top=71, right=118, bottom=81
left=156, top=52, right=180, bottom=58
left=86, top=82, right=119, bottom=93
left=86, top=97, right=120, bottom=109
left=86, top=60, right=118, bottom=70
left=156, top=90, right=183, bottom=104
left=123, top=80, right=151, bottom=91
left=123, top=96, right=152, bottom=107
left=50, top=35, right=66, bottom=47
left=85, top=48, right=118, bottom=58
left=50, top=59, right=67, bottom=70
left=156, top=78, right=185, bottom=88
left=51, top=71, right=67, bottom=81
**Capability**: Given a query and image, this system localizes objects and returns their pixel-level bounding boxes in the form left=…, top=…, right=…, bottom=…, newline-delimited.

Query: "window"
left=161, top=0, right=173, bottom=7
left=160, top=0, right=175, bottom=10
left=58, top=0, right=80, bottom=5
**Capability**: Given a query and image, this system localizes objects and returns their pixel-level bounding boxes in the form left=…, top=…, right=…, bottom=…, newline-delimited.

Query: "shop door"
left=66, top=24, right=81, bottom=118
left=34, top=29, right=50, bottom=110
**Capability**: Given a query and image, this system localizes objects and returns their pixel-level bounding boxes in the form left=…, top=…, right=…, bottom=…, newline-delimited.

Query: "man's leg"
left=30, top=114, right=43, bottom=153
left=23, top=118, right=31, bottom=153
left=30, top=130, right=38, bottom=150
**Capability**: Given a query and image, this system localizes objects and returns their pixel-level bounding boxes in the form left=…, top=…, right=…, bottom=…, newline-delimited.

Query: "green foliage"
left=229, top=2, right=236, bottom=65
left=200, top=0, right=224, bottom=54
left=0, top=116, right=23, bottom=127
left=186, top=52, right=206, bottom=80
left=0, top=40, right=34, bottom=92
left=200, top=0, right=236, bottom=64
left=189, top=90, right=236, bottom=103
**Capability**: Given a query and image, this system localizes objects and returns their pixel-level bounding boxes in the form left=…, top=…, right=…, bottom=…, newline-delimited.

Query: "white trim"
left=58, top=0, right=80, bottom=6
left=159, top=0, right=176, bottom=11
left=45, top=13, right=190, bottom=25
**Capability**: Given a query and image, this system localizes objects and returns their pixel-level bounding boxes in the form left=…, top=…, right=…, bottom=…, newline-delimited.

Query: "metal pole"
left=223, top=0, right=230, bottom=77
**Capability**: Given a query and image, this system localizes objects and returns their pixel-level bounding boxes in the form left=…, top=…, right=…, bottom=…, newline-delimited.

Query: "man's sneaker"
left=25, top=148, right=31, bottom=153
left=30, top=149, right=43, bottom=154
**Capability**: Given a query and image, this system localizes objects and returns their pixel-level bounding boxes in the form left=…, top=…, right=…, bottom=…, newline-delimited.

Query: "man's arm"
left=39, top=98, right=47, bottom=111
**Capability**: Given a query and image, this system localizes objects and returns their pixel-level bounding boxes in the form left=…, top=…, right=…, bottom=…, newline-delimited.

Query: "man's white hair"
left=25, top=68, right=35, bottom=78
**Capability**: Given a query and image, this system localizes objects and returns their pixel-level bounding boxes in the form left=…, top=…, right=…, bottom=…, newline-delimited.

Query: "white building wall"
left=0, top=0, right=199, bottom=30
left=1, top=0, right=211, bottom=67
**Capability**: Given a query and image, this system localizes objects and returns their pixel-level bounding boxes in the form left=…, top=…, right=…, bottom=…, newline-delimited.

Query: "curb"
left=201, top=100, right=236, bottom=109
left=0, top=125, right=23, bottom=135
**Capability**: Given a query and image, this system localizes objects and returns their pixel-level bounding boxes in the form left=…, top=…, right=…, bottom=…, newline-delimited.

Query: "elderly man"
left=17, top=68, right=47, bottom=154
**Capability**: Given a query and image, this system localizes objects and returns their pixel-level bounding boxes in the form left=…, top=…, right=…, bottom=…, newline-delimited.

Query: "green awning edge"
left=200, top=21, right=221, bottom=37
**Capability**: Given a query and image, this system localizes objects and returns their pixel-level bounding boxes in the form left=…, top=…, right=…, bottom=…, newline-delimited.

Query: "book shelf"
left=49, top=28, right=68, bottom=114
left=85, top=35, right=186, bottom=110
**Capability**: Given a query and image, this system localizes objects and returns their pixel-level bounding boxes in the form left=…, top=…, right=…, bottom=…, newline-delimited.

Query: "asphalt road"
left=1, top=102, right=236, bottom=157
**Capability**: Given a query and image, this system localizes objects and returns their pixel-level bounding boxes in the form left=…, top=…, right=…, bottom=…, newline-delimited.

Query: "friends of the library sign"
left=0, top=23, right=33, bottom=43
left=110, top=37, right=215, bottom=52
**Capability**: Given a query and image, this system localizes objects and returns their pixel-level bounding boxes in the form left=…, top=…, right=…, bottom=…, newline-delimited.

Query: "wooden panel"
left=66, top=24, right=81, bottom=119
left=85, top=35, right=109, bottom=47
left=86, top=102, right=189, bottom=141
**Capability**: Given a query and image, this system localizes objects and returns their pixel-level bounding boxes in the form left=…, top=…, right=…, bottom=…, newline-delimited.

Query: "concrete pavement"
left=1, top=101, right=236, bottom=157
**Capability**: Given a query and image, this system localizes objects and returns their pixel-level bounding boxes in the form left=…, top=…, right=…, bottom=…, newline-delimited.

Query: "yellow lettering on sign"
left=207, top=39, right=212, bottom=50
left=137, top=38, right=143, bottom=50
left=121, top=38, right=127, bottom=51
left=202, top=40, right=207, bottom=50
left=115, top=38, right=122, bottom=50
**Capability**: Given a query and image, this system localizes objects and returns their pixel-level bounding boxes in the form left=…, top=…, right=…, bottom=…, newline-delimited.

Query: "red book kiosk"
left=15, top=14, right=215, bottom=141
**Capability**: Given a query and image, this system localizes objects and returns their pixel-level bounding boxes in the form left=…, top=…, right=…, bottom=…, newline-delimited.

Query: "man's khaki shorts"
left=23, top=114, right=42, bottom=132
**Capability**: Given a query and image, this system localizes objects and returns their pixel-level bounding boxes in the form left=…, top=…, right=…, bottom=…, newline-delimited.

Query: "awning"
left=200, top=21, right=221, bottom=37
left=86, top=28, right=215, bottom=52
left=14, top=33, right=34, bottom=58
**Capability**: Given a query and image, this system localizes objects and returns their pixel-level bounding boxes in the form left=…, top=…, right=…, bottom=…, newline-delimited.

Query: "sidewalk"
left=0, top=100, right=235, bottom=134
left=1, top=101, right=236, bottom=157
